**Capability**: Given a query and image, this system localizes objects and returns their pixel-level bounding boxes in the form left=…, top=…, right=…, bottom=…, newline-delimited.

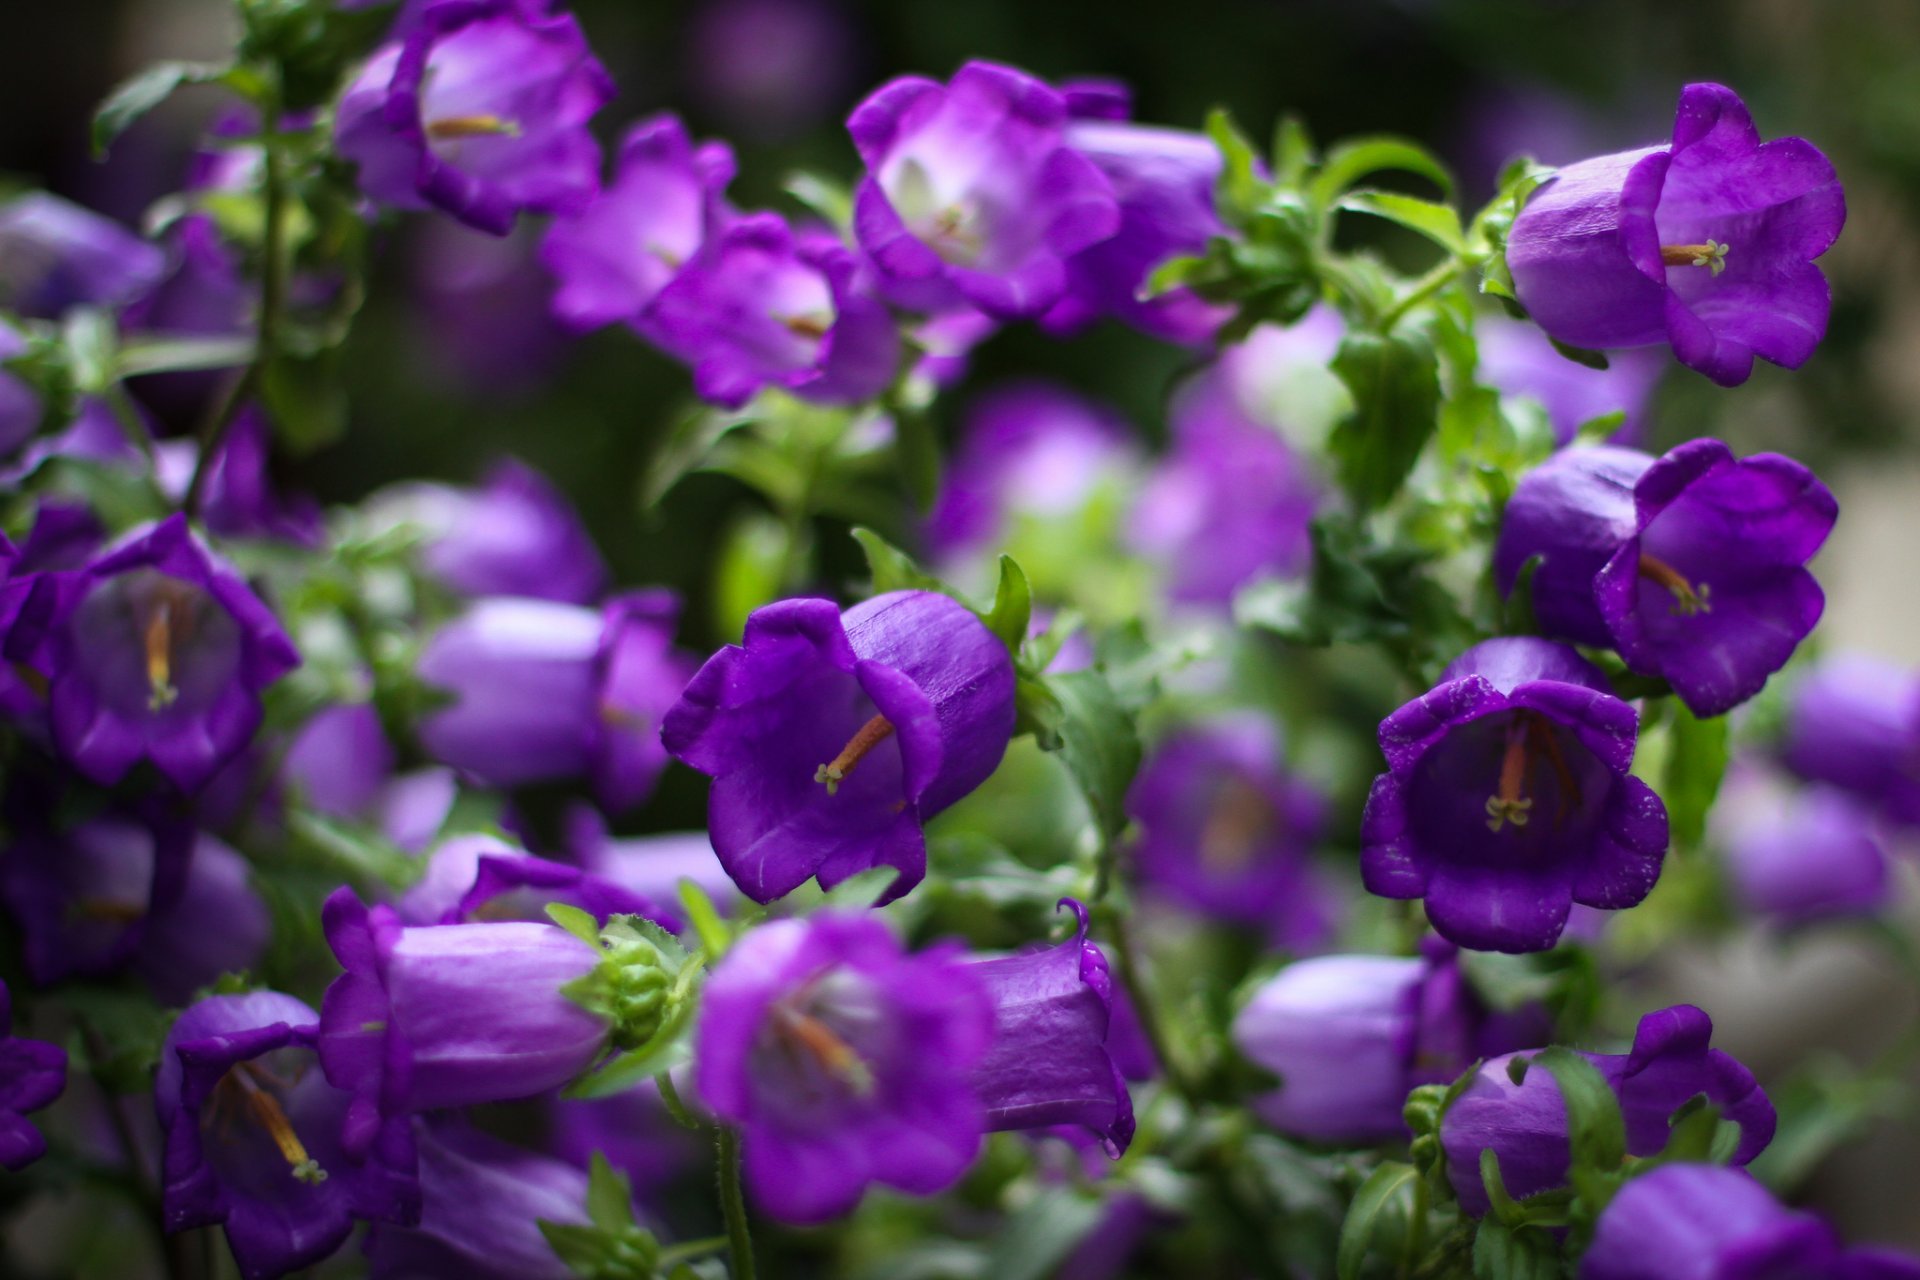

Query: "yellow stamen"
left=814, top=713, right=895, bottom=795
left=1486, top=717, right=1535, bottom=833
left=231, top=1068, right=327, bottom=1185
left=1198, top=779, right=1274, bottom=871
left=774, top=1005, right=873, bottom=1095
left=1660, top=239, right=1729, bottom=277
left=1638, top=553, right=1712, bottom=616
left=426, top=114, right=521, bottom=140
left=144, top=601, right=178, bottom=711
left=781, top=314, right=830, bottom=340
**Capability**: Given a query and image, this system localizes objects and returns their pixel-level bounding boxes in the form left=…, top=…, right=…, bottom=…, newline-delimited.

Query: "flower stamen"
left=228, top=1066, right=327, bottom=1185
left=815, top=713, right=895, bottom=795
left=1660, top=239, right=1730, bottom=277
left=773, top=1004, right=874, bottom=1095
left=1638, top=553, right=1713, bottom=616
left=144, top=600, right=178, bottom=711
left=426, top=114, right=521, bottom=140
left=1486, top=716, right=1536, bottom=833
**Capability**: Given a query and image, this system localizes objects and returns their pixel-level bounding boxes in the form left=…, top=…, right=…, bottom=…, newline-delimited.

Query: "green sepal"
left=537, top=1152, right=668, bottom=1279
left=1335, top=1160, right=1418, bottom=1280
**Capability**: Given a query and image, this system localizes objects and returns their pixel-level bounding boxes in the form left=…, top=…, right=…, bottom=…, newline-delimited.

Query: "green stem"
left=1402, top=1170, right=1430, bottom=1276
left=656, top=1071, right=701, bottom=1131
left=715, top=1126, right=757, bottom=1280
left=1104, top=908, right=1200, bottom=1107
left=1376, top=259, right=1461, bottom=333
left=658, top=1235, right=730, bottom=1267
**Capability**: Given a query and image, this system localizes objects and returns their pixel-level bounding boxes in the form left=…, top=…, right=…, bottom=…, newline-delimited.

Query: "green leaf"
left=1310, top=136, right=1453, bottom=211
left=1272, top=114, right=1317, bottom=188
left=1660, top=704, right=1730, bottom=851
left=711, top=512, right=786, bottom=640
left=638, top=402, right=757, bottom=509
left=1336, top=1161, right=1417, bottom=1280
left=586, top=1152, right=636, bottom=1233
left=983, top=1186, right=1107, bottom=1280
left=1573, top=410, right=1627, bottom=446
left=1502, top=554, right=1544, bottom=636
left=1328, top=329, right=1442, bottom=511
left=1013, top=671, right=1066, bottom=749
left=545, top=902, right=604, bottom=948
left=1337, top=190, right=1466, bottom=254
left=849, top=526, right=947, bottom=596
left=1548, top=337, right=1609, bottom=370
left=677, top=880, right=732, bottom=960
left=1046, top=667, right=1142, bottom=848
left=1533, top=1047, right=1627, bottom=1178
left=262, top=353, right=349, bottom=454
left=1479, top=1149, right=1526, bottom=1226
left=115, top=333, right=256, bottom=379
left=893, top=401, right=941, bottom=512
left=782, top=170, right=853, bottom=228
left=983, top=556, right=1033, bottom=657
left=93, top=60, right=231, bottom=157
left=1472, top=1220, right=1561, bottom=1280
left=1204, top=107, right=1271, bottom=218
left=563, top=1011, right=695, bottom=1100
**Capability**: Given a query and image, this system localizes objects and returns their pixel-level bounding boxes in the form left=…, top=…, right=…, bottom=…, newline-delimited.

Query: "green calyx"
left=549, top=905, right=702, bottom=1054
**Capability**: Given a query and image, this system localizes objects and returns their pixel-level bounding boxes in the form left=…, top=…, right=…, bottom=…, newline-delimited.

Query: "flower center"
left=425, top=114, right=521, bottom=141
left=211, top=1061, right=328, bottom=1186
left=1198, top=777, right=1275, bottom=872
left=771, top=1001, right=874, bottom=1096
left=814, top=713, right=895, bottom=795
left=1638, top=553, right=1712, bottom=616
left=1659, top=239, right=1730, bottom=277
left=1485, top=712, right=1583, bottom=833
left=779, top=312, right=832, bottom=341
left=144, top=598, right=178, bottom=711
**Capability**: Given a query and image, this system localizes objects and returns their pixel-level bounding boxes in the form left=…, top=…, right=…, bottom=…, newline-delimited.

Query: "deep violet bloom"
left=848, top=61, right=1121, bottom=318
left=1232, top=939, right=1544, bottom=1145
left=1440, top=1004, right=1774, bottom=1216
left=1476, top=314, right=1663, bottom=446
left=397, top=832, right=678, bottom=930
left=0, top=981, right=65, bottom=1171
left=158, top=992, right=417, bottom=1280
left=1507, top=83, right=1844, bottom=387
left=154, top=407, right=323, bottom=546
left=0, top=191, right=167, bottom=318
left=539, top=114, right=735, bottom=332
left=1780, top=654, right=1920, bottom=828
left=281, top=703, right=457, bottom=853
left=317, top=888, right=608, bottom=1158
left=1493, top=440, right=1836, bottom=717
left=1125, top=715, right=1336, bottom=948
left=643, top=214, right=901, bottom=409
left=417, top=591, right=690, bottom=812
left=334, top=0, right=614, bottom=235
left=1715, top=775, right=1892, bottom=926
left=1580, top=1164, right=1920, bottom=1280
left=9, top=514, right=299, bottom=792
left=370, top=458, right=606, bottom=604
left=694, top=912, right=994, bottom=1223
left=967, top=900, right=1134, bottom=1156
left=662, top=590, right=1017, bottom=904
left=1360, top=638, right=1669, bottom=953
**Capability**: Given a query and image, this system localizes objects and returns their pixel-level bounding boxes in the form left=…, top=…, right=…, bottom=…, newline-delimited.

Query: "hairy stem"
left=716, top=1126, right=757, bottom=1280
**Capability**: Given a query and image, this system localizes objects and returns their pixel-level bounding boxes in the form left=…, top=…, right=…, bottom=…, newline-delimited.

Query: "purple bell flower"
left=1580, top=1163, right=1920, bottom=1280
left=564, top=807, right=741, bottom=914
left=10, top=515, right=299, bottom=793
left=1507, top=83, right=1844, bottom=387
left=408, top=220, right=569, bottom=395
left=1440, top=1004, right=1774, bottom=1216
left=0, top=190, right=166, bottom=318
left=694, top=912, right=994, bottom=1223
left=1494, top=440, right=1837, bottom=717
left=549, top=1080, right=700, bottom=1201
left=848, top=60, right=1121, bottom=318
left=1476, top=314, right=1663, bottom=446
left=685, top=0, right=857, bottom=142
left=662, top=590, right=1017, bottom=904
left=1715, top=774, right=1892, bottom=926
left=1780, top=654, right=1920, bottom=828
left=281, top=702, right=457, bottom=852
left=1360, top=637, right=1669, bottom=954
left=158, top=991, right=418, bottom=1280
left=154, top=407, right=323, bottom=546
left=966, top=900, right=1134, bottom=1156
left=0, top=981, right=65, bottom=1171
left=539, top=114, right=735, bottom=333
left=397, top=832, right=679, bottom=930
left=335, top=0, right=614, bottom=235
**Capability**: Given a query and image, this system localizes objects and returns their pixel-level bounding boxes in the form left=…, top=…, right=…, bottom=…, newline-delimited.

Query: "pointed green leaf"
left=1337, top=190, right=1466, bottom=254
left=1336, top=1161, right=1417, bottom=1280
left=545, top=902, right=605, bottom=949
left=93, top=61, right=232, bottom=157
left=1310, top=136, right=1453, bottom=212
left=1328, top=330, right=1443, bottom=511
left=983, top=555, right=1033, bottom=656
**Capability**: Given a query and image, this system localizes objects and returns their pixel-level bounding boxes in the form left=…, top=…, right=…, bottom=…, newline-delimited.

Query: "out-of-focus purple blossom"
left=564, top=806, right=739, bottom=913
left=686, top=0, right=858, bottom=142
left=695, top=912, right=994, bottom=1223
left=1453, top=82, right=1633, bottom=199
left=0, top=395, right=150, bottom=489
left=0, top=981, right=65, bottom=1171
left=550, top=1079, right=701, bottom=1201
left=911, top=305, right=998, bottom=387
left=849, top=61, right=1120, bottom=318
left=0, top=191, right=166, bottom=318
left=280, top=702, right=458, bottom=853
left=1780, top=654, right=1920, bottom=828
left=1361, top=638, right=1668, bottom=954
left=397, top=832, right=679, bottom=930
left=411, top=220, right=568, bottom=393
left=663, top=591, right=1016, bottom=904
left=1476, top=313, right=1663, bottom=446
left=136, top=832, right=273, bottom=1005
left=154, top=407, right=322, bottom=545
left=1508, top=83, right=1844, bottom=387
left=0, top=322, right=43, bottom=458
left=1714, top=771, right=1892, bottom=925
left=335, top=0, right=614, bottom=235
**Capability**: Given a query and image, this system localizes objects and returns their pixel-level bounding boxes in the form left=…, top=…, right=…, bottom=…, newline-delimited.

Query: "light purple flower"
left=397, top=832, right=678, bottom=930
left=281, top=702, right=457, bottom=852
left=1716, top=774, right=1892, bottom=926
left=1360, top=637, right=1669, bottom=954
left=0, top=980, right=65, bottom=1171
left=685, top=0, right=857, bottom=142
left=662, top=591, right=1017, bottom=904
left=0, top=190, right=166, bottom=318
left=1507, top=82, right=1844, bottom=386
left=1476, top=314, right=1663, bottom=446
left=849, top=60, right=1121, bottom=318
left=564, top=806, right=740, bottom=914
left=1780, top=654, right=1920, bottom=828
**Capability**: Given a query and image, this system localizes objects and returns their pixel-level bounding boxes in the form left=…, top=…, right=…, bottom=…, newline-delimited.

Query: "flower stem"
left=1377, top=259, right=1461, bottom=332
left=1104, top=907, right=1201, bottom=1107
left=715, top=1126, right=757, bottom=1280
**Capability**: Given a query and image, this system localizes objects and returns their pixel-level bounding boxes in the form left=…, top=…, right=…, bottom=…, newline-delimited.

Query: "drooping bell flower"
left=1440, top=1004, right=1774, bottom=1216
left=694, top=912, right=994, bottom=1223
left=157, top=991, right=418, bottom=1280
left=848, top=60, right=1121, bottom=318
left=1494, top=440, right=1836, bottom=717
left=1779, top=654, right=1920, bottom=828
left=662, top=590, right=1017, bottom=903
left=1715, top=773, right=1892, bottom=926
left=1580, top=1163, right=1920, bottom=1280
left=1360, top=637, right=1669, bottom=953
left=1475, top=314, right=1663, bottom=446
left=397, top=832, right=679, bottom=930
left=539, top=114, right=735, bottom=332
left=0, top=190, right=167, bottom=318
left=1506, top=82, right=1844, bottom=387
left=966, top=900, right=1134, bottom=1155
left=0, top=981, right=65, bottom=1171
left=334, top=0, right=614, bottom=235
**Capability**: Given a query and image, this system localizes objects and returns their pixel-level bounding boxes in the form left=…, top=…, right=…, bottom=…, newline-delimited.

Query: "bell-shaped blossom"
left=1360, top=638, right=1668, bottom=954
left=662, top=590, right=1017, bottom=904
left=1507, top=83, right=1844, bottom=387
left=335, top=0, right=614, bottom=235
left=280, top=702, right=457, bottom=853
left=540, top=114, right=735, bottom=332
left=1495, top=440, right=1836, bottom=717
left=564, top=807, right=741, bottom=913
left=154, top=408, right=322, bottom=546
left=8, top=515, right=299, bottom=792
left=1232, top=939, right=1545, bottom=1145
left=1475, top=314, right=1663, bottom=446
left=694, top=912, right=994, bottom=1223
left=1440, top=1004, right=1774, bottom=1216
left=1780, top=654, right=1920, bottom=828
left=0, top=981, right=65, bottom=1171
left=966, top=900, right=1134, bottom=1155
left=1715, top=773, right=1892, bottom=926
left=158, top=991, right=418, bottom=1280
left=1581, top=1163, right=1920, bottom=1280
left=1125, top=716, right=1335, bottom=948
left=397, top=832, right=678, bottom=930
left=317, top=889, right=608, bottom=1159
left=416, top=591, right=690, bottom=812
left=849, top=60, right=1121, bottom=318
left=0, top=190, right=166, bottom=318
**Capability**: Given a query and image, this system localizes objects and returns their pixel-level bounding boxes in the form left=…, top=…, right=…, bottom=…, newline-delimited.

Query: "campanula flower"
left=0, top=981, right=64, bottom=1171
left=1780, top=654, right=1920, bottom=828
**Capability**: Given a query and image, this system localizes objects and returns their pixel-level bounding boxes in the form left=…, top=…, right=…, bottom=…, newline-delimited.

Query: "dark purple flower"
left=1580, top=1163, right=1920, bottom=1280
left=0, top=191, right=166, bottom=318
left=1780, top=654, right=1920, bottom=828
left=1476, top=314, right=1663, bottom=446
left=694, top=911, right=994, bottom=1223
left=158, top=991, right=417, bottom=1280
left=1360, top=637, right=1669, bottom=953
left=849, top=61, right=1120, bottom=318
left=137, top=832, right=274, bottom=1004
left=1715, top=774, right=1892, bottom=925
left=685, top=0, right=857, bottom=142
left=540, top=114, right=734, bottom=332
left=1495, top=440, right=1836, bottom=717
left=335, top=0, right=614, bottom=235
left=1440, top=1004, right=1774, bottom=1216
left=154, top=408, right=322, bottom=546
left=317, top=889, right=607, bottom=1158
left=0, top=981, right=65, bottom=1171
left=662, top=591, right=1017, bottom=904
left=1125, top=716, right=1335, bottom=947
left=397, top=832, right=679, bottom=930
left=1507, top=83, right=1844, bottom=386
left=0, top=394, right=148, bottom=488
